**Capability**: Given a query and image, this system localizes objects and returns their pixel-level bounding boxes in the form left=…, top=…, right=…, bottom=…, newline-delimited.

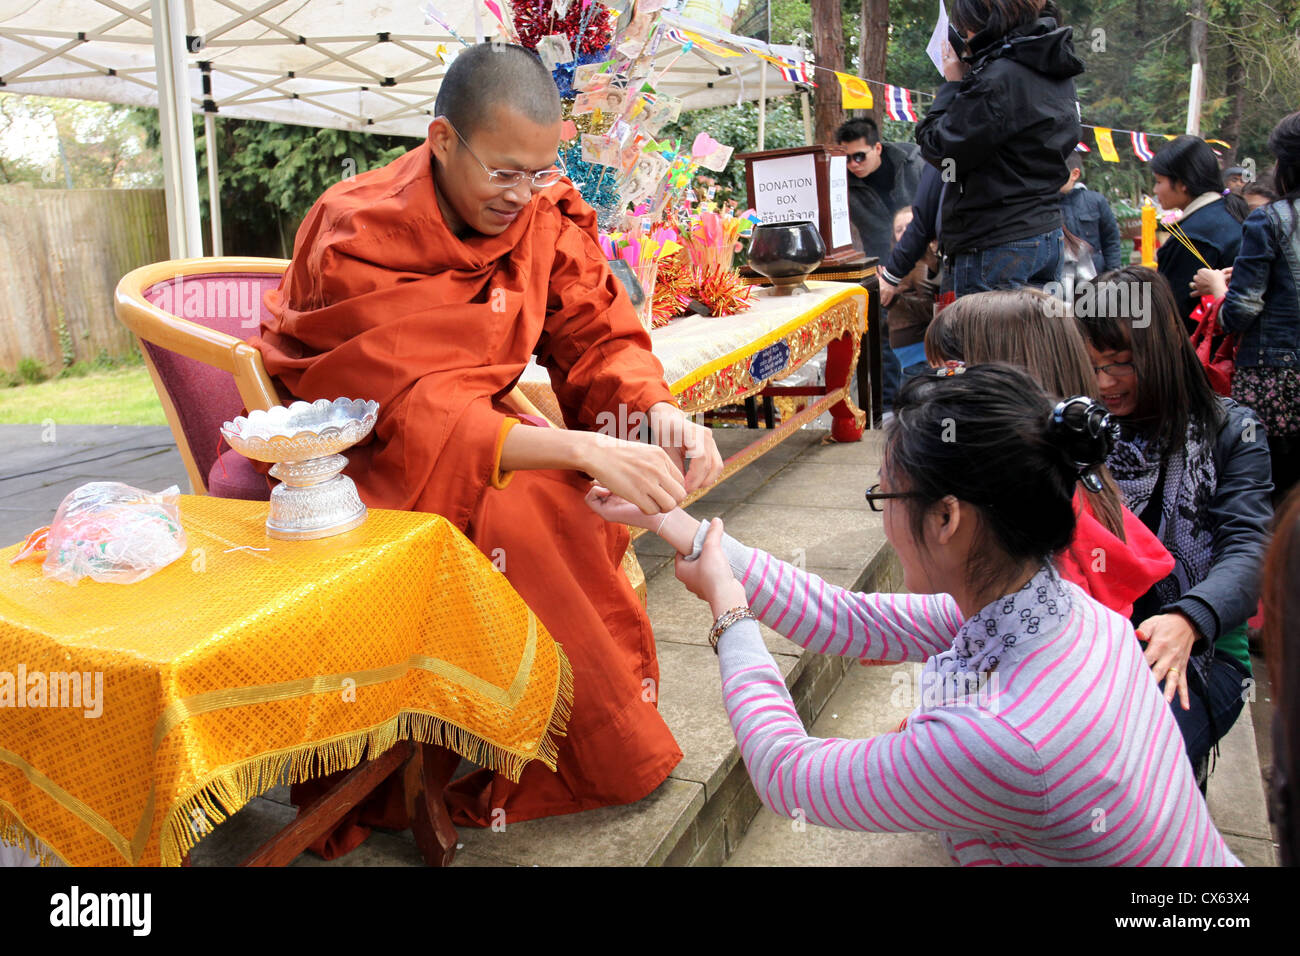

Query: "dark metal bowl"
left=746, top=220, right=826, bottom=295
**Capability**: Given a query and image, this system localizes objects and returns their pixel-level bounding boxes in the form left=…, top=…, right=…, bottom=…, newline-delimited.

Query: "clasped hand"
left=584, top=403, right=722, bottom=516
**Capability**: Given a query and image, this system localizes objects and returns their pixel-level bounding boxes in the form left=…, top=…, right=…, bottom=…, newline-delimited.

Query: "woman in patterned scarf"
left=1075, top=266, right=1274, bottom=787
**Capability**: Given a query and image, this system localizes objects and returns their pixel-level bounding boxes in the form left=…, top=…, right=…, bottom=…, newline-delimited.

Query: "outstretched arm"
left=716, top=613, right=1046, bottom=834
left=640, top=510, right=962, bottom=664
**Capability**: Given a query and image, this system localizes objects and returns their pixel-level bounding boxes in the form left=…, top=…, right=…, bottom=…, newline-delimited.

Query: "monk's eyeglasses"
left=442, top=117, right=564, bottom=190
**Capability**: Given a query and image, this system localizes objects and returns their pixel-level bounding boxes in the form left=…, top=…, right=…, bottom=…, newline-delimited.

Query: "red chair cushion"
left=207, top=448, right=273, bottom=501
left=141, top=272, right=283, bottom=489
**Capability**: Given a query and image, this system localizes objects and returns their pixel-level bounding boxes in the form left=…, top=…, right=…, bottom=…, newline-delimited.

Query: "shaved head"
left=434, top=43, right=562, bottom=139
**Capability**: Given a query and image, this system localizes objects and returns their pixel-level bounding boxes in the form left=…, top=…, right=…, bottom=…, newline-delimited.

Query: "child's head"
left=882, top=364, right=1113, bottom=600
left=951, top=0, right=1045, bottom=42
left=922, top=289, right=1126, bottom=537
left=892, top=206, right=914, bottom=245
left=1073, top=266, right=1223, bottom=449
left=923, top=288, right=1097, bottom=398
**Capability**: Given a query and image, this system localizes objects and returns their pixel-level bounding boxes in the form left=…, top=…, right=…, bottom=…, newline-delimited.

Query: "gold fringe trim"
left=0, top=799, right=69, bottom=867
left=159, top=645, right=573, bottom=867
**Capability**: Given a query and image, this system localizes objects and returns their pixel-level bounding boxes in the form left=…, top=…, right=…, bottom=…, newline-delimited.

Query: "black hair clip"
left=1051, top=396, right=1119, bottom=493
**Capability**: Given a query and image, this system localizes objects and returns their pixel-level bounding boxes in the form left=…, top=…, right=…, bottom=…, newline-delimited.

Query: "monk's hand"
left=583, top=433, right=686, bottom=516
left=1136, top=612, right=1197, bottom=711
left=674, top=518, right=747, bottom=616
left=648, top=402, right=724, bottom=494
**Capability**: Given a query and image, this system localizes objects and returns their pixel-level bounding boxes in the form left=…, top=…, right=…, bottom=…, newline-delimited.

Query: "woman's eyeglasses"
left=443, top=117, right=564, bottom=190
left=1091, top=360, right=1136, bottom=378
left=864, top=483, right=921, bottom=513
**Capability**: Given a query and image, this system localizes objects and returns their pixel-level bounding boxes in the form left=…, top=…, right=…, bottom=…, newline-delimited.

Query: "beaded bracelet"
left=708, top=606, right=755, bottom=654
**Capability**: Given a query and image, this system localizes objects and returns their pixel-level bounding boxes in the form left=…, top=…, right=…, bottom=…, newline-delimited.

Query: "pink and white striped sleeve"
left=716, top=622, right=1049, bottom=834
left=708, top=525, right=962, bottom=663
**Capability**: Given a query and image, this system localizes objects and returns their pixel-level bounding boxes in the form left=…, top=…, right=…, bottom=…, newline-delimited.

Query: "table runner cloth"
left=519, top=281, right=867, bottom=417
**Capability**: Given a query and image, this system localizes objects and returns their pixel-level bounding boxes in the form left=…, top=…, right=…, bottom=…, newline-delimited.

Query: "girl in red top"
left=924, top=288, right=1174, bottom=617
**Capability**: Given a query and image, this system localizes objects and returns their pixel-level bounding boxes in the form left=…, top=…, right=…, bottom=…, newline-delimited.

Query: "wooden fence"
left=0, top=185, right=169, bottom=375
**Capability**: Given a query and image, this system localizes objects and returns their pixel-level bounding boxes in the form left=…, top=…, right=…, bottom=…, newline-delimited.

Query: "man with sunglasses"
left=253, top=42, right=721, bottom=854
left=835, top=117, right=926, bottom=418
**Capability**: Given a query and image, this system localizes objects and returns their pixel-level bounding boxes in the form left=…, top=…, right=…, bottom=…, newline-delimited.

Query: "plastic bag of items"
left=10, top=481, right=186, bottom=585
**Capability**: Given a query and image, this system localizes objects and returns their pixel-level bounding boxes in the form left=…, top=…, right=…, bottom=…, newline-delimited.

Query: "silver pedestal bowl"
left=221, top=398, right=380, bottom=541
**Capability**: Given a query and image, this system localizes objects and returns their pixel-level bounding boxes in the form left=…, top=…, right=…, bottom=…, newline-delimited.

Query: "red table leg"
left=825, top=330, right=866, bottom=443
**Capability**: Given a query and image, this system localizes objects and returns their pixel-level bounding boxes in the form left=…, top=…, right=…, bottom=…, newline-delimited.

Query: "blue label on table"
left=749, top=341, right=790, bottom=381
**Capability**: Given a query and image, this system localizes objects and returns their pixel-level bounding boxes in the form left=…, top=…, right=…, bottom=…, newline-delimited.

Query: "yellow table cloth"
left=0, top=496, right=572, bottom=867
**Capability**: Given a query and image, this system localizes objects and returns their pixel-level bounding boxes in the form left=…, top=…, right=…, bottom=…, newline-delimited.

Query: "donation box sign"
left=739, top=145, right=856, bottom=259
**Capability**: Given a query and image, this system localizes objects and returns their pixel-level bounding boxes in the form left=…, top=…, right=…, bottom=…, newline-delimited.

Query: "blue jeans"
left=952, top=229, right=1064, bottom=298
left=893, top=342, right=929, bottom=384
left=879, top=306, right=902, bottom=412
left=1161, top=650, right=1251, bottom=766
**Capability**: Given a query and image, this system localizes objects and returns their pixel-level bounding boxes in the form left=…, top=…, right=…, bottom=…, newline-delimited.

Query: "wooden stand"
left=182, top=742, right=461, bottom=867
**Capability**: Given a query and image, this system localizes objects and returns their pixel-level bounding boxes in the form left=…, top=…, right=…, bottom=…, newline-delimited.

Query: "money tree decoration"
left=513, top=0, right=614, bottom=58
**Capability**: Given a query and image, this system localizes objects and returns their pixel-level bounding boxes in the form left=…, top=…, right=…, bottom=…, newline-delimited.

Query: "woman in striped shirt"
left=587, top=363, right=1240, bottom=866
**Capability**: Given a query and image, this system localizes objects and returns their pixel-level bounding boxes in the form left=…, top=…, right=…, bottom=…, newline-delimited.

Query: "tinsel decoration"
left=560, top=95, right=614, bottom=137
left=692, top=263, right=754, bottom=317
left=558, top=142, right=622, bottom=212
left=651, top=250, right=692, bottom=327
left=513, top=1, right=614, bottom=59
left=552, top=48, right=614, bottom=99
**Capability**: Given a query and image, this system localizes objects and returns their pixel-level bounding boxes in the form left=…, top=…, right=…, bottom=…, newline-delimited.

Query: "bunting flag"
left=1132, top=132, right=1155, bottom=162
left=1075, top=141, right=1091, bottom=153
left=663, top=26, right=738, bottom=57
left=884, top=85, right=919, bottom=122
left=758, top=53, right=815, bottom=85
left=1094, top=127, right=1120, bottom=163
left=837, top=72, right=873, bottom=109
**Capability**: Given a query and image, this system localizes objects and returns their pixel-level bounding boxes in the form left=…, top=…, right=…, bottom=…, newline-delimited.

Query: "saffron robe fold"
left=249, top=140, right=683, bottom=845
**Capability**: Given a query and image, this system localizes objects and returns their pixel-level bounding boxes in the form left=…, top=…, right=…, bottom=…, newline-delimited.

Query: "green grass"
left=0, top=366, right=167, bottom=425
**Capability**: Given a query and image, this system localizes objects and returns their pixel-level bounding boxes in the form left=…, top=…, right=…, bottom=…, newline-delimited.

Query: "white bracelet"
left=655, top=512, right=670, bottom=536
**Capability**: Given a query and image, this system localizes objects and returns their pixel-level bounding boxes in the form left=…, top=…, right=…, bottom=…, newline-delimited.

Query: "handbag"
left=1188, top=293, right=1236, bottom=396
left=1060, top=226, right=1098, bottom=301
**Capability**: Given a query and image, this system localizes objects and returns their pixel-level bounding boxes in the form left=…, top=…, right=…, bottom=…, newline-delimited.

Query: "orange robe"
left=248, top=139, right=682, bottom=849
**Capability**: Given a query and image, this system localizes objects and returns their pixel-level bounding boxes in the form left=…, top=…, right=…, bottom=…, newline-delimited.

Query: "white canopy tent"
left=0, top=1, right=810, bottom=257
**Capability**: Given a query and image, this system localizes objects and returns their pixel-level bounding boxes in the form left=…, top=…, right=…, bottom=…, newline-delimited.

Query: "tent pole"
left=757, top=63, right=767, bottom=150
left=152, top=0, right=203, bottom=259
left=800, top=88, right=813, bottom=146
left=204, top=112, right=223, bottom=256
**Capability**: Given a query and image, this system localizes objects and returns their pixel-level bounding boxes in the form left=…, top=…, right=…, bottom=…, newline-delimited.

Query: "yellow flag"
left=837, top=72, right=873, bottom=109
left=681, top=30, right=741, bottom=57
left=1094, top=127, right=1120, bottom=163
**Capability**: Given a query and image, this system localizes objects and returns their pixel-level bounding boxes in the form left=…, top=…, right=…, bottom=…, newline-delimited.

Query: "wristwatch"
left=708, top=606, right=755, bottom=654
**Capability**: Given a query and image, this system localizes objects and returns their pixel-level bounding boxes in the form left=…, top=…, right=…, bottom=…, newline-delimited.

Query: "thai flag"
left=1075, top=141, right=1091, bottom=152
left=766, top=55, right=814, bottom=85
left=1132, top=132, right=1155, bottom=161
left=884, top=85, right=918, bottom=122
left=663, top=26, right=692, bottom=47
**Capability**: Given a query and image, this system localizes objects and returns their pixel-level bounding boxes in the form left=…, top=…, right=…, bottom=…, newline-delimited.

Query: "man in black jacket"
left=916, top=7, right=1083, bottom=297
left=836, top=117, right=926, bottom=413
left=1060, top=153, right=1123, bottom=274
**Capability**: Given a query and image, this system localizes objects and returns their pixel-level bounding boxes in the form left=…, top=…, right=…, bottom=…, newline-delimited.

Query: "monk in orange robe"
left=247, top=43, right=722, bottom=855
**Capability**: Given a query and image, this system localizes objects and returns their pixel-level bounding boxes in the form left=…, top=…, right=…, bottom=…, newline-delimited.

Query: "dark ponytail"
left=1268, top=111, right=1300, bottom=238
left=887, top=364, right=1115, bottom=586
